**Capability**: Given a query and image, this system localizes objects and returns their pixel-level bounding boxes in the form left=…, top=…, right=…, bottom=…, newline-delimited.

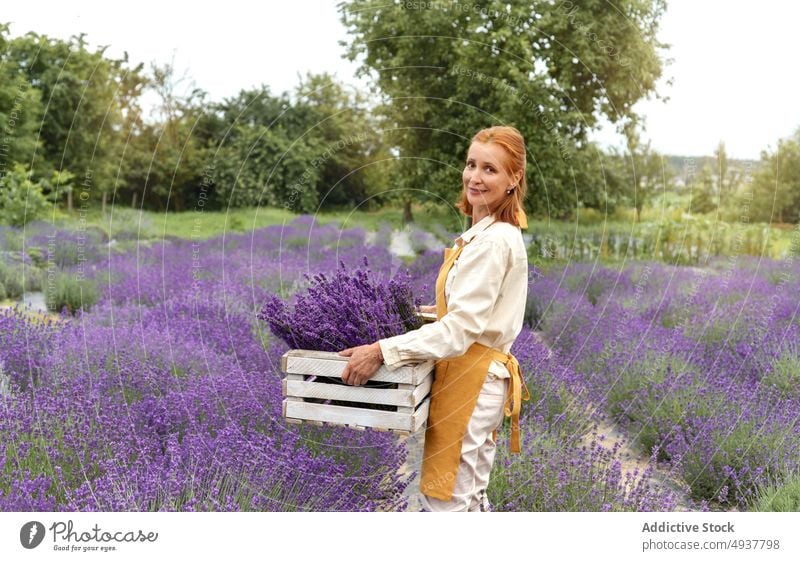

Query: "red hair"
left=455, top=125, right=528, bottom=227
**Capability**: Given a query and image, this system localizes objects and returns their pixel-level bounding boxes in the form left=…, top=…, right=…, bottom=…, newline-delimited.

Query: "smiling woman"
left=339, top=125, right=530, bottom=512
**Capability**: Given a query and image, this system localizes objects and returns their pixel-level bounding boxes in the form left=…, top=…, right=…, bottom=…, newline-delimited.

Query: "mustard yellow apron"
left=419, top=230, right=530, bottom=501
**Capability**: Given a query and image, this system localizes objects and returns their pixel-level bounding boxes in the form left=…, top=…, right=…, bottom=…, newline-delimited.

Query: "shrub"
left=0, top=263, right=24, bottom=299
left=0, top=164, right=49, bottom=227
left=45, top=273, right=98, bottom=314
left=762, top=350, right=800, bottom=398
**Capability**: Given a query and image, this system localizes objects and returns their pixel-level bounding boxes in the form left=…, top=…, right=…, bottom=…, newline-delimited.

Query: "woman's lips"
left=469, top=187, right=488, bottom=195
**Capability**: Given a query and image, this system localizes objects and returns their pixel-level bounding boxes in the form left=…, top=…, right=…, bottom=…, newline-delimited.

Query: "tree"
left=710, top=140, right=744, bottom=219
left=0, top=24, right=44, bottom=178
left=210, top=124, right=320, bottom=211
left=293, top=72, right=388, bottom=210
left=4, top=29, right=147, bottom=212
left=201, top=74, right=390, bottom=212
left=750, top=136, right=800, bottom=224
left=617, top=131, right=671, bottom=221
left=339, top=0, right=669, bottom=221
left=689, top=163, right=717, bottom=215
left=134, top=60, right=208, bottom=212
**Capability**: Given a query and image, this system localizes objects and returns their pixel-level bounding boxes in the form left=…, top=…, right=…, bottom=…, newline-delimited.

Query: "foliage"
left=44, top=272, right=98, bottom=314
left=339, top=0, right=669, bottom=219
left=203, top=73, right=389, bottom=212
left=749, top=133, right=800, bottom=223
left=0, top=163, right=49, bottom=227
left=1, top=27, right=147, bottom=209
left=0, top=24, right=44, bottom=167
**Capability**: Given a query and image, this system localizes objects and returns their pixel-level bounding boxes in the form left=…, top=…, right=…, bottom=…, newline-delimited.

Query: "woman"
left=339, top=125, right=530, bottom=512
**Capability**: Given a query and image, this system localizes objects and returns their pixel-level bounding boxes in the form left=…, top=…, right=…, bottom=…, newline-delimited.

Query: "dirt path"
left=397, top=430, right=424, bottom=511
left=582, top=413, right=696, bottom=511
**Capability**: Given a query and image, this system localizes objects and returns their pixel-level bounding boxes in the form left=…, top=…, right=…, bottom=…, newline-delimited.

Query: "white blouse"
left=378, top=214, right=529, bottom=379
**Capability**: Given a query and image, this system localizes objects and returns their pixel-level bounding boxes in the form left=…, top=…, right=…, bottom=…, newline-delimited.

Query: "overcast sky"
left=4, top=0, right=800, bottom=160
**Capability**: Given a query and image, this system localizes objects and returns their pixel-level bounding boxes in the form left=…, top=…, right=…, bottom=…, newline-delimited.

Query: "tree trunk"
left=101, top=191, right=107, bottom=214
left=67, top=189, right=73, bottom=213
left=402, top=199, right=413, bottom=224
left=131, top=191, right=137, bottom=209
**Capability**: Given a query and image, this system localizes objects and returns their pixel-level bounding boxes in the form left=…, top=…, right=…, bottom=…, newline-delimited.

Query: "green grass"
left=750, top=469, right=800, bottom=511
left=50, top=203, right=465, bottom=241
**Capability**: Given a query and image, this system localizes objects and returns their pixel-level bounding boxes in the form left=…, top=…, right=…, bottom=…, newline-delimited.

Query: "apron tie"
left=501, top=352, right=530, bottom=453
left=485, top=349, right=529, bottom=453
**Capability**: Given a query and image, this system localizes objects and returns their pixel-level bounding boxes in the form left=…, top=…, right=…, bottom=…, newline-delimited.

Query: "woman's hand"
left=338, top=342, right=384, bottom=386
left=417, top=304, right=436, bottom=314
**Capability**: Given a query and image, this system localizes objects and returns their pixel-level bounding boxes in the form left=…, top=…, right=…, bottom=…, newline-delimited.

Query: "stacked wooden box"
left=281, top=349, right=433, bottom=434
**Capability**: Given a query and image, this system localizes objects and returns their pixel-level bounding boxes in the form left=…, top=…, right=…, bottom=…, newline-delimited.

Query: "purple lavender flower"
left=258, top=257, right=422, bottom=350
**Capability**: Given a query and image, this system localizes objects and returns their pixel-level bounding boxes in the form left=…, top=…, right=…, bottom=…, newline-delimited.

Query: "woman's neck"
left=472, top=207, right=491, bottom=224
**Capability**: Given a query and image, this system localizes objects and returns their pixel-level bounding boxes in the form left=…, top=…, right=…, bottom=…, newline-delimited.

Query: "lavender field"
left=2, top=216, right=799, bottom=512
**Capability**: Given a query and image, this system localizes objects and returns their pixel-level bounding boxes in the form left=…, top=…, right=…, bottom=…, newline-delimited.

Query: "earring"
left=506, top=185, right=516, bottom=194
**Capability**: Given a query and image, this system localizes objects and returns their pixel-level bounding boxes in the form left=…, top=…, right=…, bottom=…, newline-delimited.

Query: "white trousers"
left=420, top=374, right=508, bottom=512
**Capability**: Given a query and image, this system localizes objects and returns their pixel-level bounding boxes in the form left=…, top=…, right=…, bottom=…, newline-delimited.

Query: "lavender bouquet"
left=258, top=257, right=423, bottom=351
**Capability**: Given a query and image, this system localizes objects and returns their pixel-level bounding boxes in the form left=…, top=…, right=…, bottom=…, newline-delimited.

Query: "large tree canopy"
left=1, top=24, right=147, bottom=211
left=339, top=0, right=669, bottom=220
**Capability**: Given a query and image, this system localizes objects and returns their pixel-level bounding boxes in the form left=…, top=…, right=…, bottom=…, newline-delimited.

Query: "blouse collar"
left=456, top=214, right=497, bottom=247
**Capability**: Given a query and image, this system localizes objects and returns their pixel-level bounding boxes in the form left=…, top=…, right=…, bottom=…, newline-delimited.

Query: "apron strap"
left=480, top=346, right=530, bottom=454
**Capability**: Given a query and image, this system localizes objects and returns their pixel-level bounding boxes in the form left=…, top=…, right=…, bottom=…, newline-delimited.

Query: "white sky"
left=4, top=0, right=800, bottom=160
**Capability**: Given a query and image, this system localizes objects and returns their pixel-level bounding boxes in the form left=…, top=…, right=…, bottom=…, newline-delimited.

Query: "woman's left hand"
left=339, top=342, right=383, bottom=386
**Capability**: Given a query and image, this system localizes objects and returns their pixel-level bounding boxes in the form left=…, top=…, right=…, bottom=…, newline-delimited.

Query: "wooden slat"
left=282, top=417, right=413, bottom=434
left=282, top=350, right=433, bottom=384
left=283, top=395, right=431, bottom=433
left=410, top=398, right=431, bottom=432
left=286, top=380, right=410, bottom=406
left=284, top=374, right=303, bottom=402
left=395, top=383, right=414, bottom=415
left=284, top=399, right=421, bottom=432
left=411, top=375, right=432, bottom=406
left=284, top=370, right=431, bottom=406
left=417, top=311, right=437, bottom=323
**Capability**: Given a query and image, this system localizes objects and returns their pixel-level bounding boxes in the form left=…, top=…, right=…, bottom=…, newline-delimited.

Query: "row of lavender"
left=2, top=215, right=735, bottom=511
left=531, top=256, right=800, bottom=509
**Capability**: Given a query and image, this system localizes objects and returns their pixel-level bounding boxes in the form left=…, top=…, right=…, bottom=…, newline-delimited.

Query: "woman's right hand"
left=417, top=304, right=436, bottom=314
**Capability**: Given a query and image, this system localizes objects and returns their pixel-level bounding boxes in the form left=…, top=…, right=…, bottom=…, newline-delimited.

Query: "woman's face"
left=462, top=141, right=517, bottom=215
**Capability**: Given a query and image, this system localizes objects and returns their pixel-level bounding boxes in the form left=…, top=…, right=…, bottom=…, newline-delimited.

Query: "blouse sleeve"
left=378, top=238, right=510, bottom=370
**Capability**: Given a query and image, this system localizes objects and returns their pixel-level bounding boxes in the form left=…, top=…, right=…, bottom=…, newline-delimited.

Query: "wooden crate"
left=281, top=349, right=433, bottom=434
